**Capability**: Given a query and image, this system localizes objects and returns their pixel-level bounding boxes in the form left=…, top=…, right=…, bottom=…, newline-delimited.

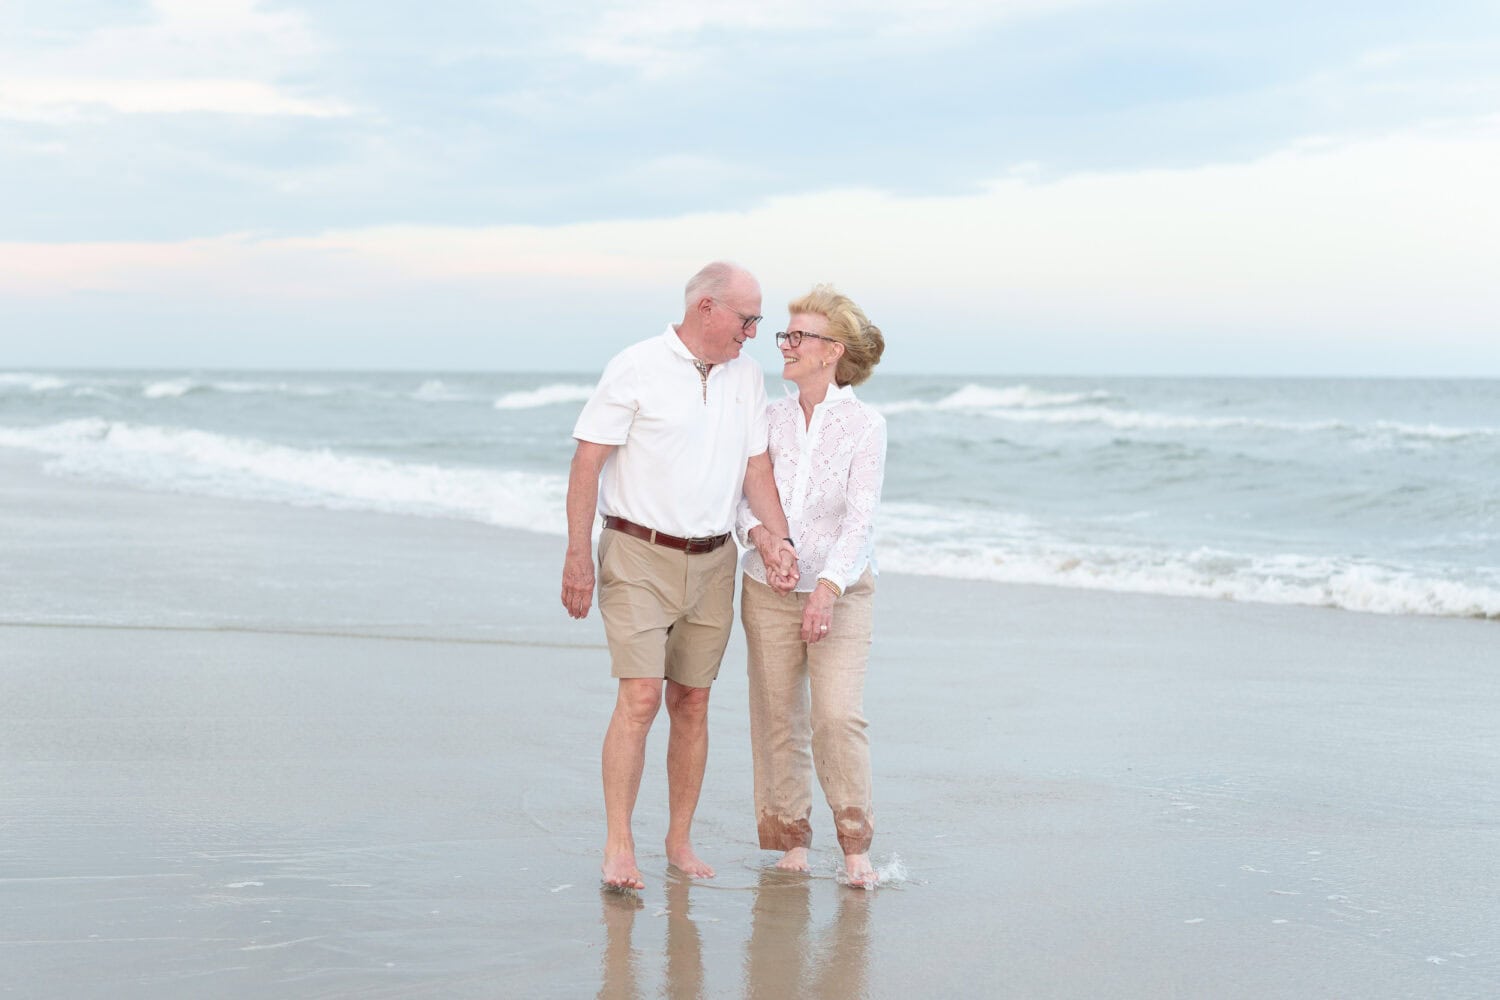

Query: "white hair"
left=684, top=261, right=751, bottom=308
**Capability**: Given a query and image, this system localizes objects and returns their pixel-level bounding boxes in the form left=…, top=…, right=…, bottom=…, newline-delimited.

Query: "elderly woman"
left=737, top=284, right=887, bottom=887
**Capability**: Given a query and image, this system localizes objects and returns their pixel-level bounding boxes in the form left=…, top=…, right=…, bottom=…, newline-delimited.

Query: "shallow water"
left=3, top=369, right=1497, bottom=617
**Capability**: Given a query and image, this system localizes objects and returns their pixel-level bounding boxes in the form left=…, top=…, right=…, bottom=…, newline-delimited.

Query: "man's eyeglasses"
left=713, top=299, right=763, bottom=332
left=774, top=330, right=838, bottom=348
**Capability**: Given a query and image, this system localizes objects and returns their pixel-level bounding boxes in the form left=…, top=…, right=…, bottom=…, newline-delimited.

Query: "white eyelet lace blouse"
left=735, top=382, right=887, bottom=592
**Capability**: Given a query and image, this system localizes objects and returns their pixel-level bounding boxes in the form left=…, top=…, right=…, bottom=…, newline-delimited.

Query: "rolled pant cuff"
left=834, top=806, right=874, bottom=856
left=757, top=812, right=813, bottom=851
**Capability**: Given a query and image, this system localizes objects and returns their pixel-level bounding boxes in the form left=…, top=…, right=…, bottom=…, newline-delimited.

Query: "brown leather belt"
left=603, top=515, right=731, bottom=554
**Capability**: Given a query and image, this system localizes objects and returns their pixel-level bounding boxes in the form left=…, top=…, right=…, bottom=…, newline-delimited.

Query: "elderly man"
left=562, top=261, right=797, bottom=891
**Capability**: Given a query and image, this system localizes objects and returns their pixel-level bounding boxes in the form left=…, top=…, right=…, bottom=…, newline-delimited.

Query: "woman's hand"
left=801, top=583, right=836, bottom=643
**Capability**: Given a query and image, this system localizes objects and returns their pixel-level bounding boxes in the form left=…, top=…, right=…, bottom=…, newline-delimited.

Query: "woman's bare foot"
left=601, top=849, right=645, bottom=891
left=775, top=847, right=811, bottom=873
left=843, top=853, right=877, bottom=888
left=665, top=842, right=716, bottom=879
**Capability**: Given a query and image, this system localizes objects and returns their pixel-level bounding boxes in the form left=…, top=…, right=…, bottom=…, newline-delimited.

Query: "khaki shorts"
left=597, top=527, right=737, bottom=687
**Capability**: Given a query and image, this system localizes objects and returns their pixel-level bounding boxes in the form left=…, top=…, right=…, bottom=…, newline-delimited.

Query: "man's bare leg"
left=663, top=679, right=715, bottom=878
left=775, top=847, right=811, bottom=873
left=601, top=678, right=663, bottom=889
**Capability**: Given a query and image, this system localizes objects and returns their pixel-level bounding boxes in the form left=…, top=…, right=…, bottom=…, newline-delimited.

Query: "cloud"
left=0, top=0, right=348, bottom=120
left=1297, top=38, right=1500, bottom=115
left=4, top=117, right=1496, bottom=353
left=565, top=0, right=1114, bottom=76
left=0, top=78, right=353, bottom=120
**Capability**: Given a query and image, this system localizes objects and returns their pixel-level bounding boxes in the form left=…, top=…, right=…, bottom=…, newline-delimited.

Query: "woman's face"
left=780, top=311, right=841, bottom=383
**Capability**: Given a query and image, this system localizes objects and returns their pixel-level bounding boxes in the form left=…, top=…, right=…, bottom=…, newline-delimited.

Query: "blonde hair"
left=787, top=284, right=885, bottom=387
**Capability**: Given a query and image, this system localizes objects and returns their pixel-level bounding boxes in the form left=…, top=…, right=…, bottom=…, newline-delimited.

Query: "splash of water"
left=833, top=853, right=908, bottom=891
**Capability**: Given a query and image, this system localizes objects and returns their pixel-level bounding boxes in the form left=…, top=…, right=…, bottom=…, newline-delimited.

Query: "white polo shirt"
left=573, top=326, right=770, bottom=538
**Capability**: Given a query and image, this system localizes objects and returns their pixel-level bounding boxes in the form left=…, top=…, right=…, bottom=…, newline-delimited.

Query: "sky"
left=2, top=0, right=1498, bottom=376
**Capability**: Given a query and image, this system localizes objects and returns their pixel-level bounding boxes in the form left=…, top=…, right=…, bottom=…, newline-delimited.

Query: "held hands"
left=750, top=526, right=800, bottom=595
left=561, top=545, right=595, bottom=619
left=768, top=539, right=800, bottom=594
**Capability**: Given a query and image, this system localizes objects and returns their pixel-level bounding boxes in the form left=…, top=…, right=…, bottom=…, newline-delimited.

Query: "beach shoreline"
left=3, top=453, right=1497, bottom=998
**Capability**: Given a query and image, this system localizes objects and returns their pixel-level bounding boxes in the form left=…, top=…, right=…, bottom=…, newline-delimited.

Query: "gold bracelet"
left=817, top=578, right=843, bottom=598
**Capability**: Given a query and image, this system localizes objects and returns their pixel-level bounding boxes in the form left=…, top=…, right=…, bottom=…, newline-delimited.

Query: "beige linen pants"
left=741, top=569, right=876, bottom=856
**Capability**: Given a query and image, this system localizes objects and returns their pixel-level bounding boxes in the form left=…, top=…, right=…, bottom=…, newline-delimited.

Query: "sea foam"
left=878, top=383, right=1111, bottom=414
left=4, top=418, right=1492, bottom=618
left=412, top=379, right=472, bottom=402
left=142, top=379, right=195, bottom=399
left=139, top=378, right=342, bottom=399
left=877, top=384, right=1495, bottom=443
left=0, top=419, right=568, bottom=535
left=878, top=525, right=1500, bottom=620
left=0, top=373, right=69, bottom=393
left=494, top=383, right=596, bottom=410
left=5, top=365, right=1497, bottom=626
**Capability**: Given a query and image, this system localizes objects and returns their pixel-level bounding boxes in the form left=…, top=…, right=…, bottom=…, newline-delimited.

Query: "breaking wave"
left=876, top=384, right=1496, bottom=442
left=877, top=501, right=1500, bottom=620
left=494, top=383, right=596, bottom=410
left=0, top=419, right=568, bottom=535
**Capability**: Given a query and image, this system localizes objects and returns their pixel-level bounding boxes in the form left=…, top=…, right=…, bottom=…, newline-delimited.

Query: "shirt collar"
left=663, top=325, right=700, bottom=362
left=789, top=381, right=857, bottom=407
left=824, top=382, right=857, bottom=404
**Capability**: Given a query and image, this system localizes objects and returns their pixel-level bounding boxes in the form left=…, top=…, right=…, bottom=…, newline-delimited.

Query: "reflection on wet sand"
left=597, top=877, right=707, bottom=1000
left=598, top=889, right=643, bottom=1000
left=664, top=876, right=704, bottom=1000
left=597, top=870, right=873, bottom=998
left=746, top=871, right=871, bottom=999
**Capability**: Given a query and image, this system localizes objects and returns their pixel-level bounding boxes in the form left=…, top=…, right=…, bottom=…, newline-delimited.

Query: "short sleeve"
left=572, top=350, right=638, bottom=445
left=746, top=368, right=769, bottom=458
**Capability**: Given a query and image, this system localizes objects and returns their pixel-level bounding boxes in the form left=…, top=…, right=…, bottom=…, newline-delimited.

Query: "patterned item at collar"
left=693, top=360, right=713, bottom=404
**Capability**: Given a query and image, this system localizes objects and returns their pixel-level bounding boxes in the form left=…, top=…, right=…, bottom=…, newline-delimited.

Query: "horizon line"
left=6, top=365, right=1500, bottom=382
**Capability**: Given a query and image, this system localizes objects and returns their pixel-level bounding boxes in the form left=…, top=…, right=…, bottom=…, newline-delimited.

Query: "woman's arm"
left=817, top=413, right=887, bottom=593
left=801, top=412, right=886, bottom=643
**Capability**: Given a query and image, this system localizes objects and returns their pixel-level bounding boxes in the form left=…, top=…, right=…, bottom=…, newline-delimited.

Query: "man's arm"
left=743, top=451, right=799, bottom=593
left=561, top=440, right=616, bottom=619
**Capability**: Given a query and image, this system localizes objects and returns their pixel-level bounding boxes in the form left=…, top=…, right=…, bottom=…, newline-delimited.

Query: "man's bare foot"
left=775, top=847, right=811, bottom=873
left=602, top=849, right=645, bottom=890
left=665, top=842, right=715, bottom=879
left=843, top=853, right=877, bottom=888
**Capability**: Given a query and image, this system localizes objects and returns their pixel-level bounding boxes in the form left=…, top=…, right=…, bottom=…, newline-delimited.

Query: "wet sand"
left=2, top=455, right=1498, bottom=998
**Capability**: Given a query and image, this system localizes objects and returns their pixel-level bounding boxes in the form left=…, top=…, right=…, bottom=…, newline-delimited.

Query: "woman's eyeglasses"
left=775, top=330, right=837, bottom=348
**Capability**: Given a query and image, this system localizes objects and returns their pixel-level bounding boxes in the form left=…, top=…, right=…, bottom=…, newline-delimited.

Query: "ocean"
left=2, top=369, right=1497, bottom=620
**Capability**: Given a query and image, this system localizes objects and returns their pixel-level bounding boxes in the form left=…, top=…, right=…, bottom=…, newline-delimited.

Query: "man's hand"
left=561, top=545, right=595, bottom=619
left=800, top=583, right=835, bottom=643
left=562, top=441, right=614, bottom=620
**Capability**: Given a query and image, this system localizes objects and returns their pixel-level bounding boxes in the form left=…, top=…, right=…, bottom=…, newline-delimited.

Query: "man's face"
left=701, top=278, right=763, bottom=364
